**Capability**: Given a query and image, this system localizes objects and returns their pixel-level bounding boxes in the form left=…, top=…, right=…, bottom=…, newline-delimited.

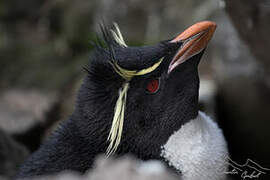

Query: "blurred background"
left=0, top=0, right=270, bottom=179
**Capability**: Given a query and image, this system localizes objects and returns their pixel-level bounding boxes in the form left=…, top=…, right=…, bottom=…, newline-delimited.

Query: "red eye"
left=146, top=78, right=160, bottom=93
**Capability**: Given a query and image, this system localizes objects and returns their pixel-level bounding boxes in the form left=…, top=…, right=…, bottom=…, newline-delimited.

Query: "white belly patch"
left=160, top=111, right=228, bottom=180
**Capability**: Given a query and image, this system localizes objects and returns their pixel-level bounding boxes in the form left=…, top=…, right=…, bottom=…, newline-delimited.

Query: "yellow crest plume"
left=110, top=23, right=128, bottom=48
left=106, top=55, right=164, bottom=156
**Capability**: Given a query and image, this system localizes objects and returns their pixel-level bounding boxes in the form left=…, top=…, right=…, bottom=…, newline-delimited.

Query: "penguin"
left=17, top=21, right=228, bottom=180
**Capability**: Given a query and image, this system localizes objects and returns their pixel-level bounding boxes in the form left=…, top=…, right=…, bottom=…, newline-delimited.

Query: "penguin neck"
left=160, top=111, right=228, bottom=180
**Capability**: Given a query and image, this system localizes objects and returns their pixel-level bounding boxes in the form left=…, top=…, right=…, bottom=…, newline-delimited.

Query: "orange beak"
left=168, top=21, right=217, bottom=73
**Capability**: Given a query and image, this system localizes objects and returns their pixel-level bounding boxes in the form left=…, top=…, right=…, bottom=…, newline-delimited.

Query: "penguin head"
left=77, top=21, right=216, bottom=159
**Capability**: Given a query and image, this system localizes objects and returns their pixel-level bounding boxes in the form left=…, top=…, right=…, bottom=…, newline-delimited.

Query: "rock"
left=21, top=156, right=179, bottom=180
left=224, top=0, right=270, bottom=73
left=0, top=89, right=55, bottom=134
left=88, top=156, right=179, bottom=180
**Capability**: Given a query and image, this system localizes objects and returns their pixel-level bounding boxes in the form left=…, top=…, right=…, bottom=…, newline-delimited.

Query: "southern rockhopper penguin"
left=17, top=21, right=228, bottom=180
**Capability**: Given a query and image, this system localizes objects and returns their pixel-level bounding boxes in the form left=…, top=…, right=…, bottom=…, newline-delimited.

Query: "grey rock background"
left=0, top=0, right=269, bottom=179
left=20, top=156, right=179, bottom=180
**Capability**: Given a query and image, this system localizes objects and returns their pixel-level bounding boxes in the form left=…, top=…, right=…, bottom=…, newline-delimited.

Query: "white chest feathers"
left=160, top=111, right=228, bottom=180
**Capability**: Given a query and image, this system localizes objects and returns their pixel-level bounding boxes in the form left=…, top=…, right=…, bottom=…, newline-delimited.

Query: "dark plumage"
left=17, top=21, right=220, bottom=179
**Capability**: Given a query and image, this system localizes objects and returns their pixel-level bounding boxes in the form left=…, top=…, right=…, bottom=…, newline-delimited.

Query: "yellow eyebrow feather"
left=106, top=56, right=164, bottom=156
left=106, top=23, right=164, bottom=156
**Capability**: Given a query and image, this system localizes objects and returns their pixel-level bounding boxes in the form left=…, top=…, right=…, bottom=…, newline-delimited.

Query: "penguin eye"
left=146, top=78, right=160, bottom=94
